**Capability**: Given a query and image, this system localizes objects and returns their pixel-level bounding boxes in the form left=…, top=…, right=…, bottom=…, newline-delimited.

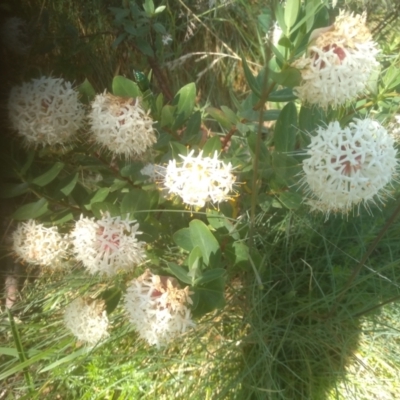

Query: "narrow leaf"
left=32, top=162, right=64, bottom=187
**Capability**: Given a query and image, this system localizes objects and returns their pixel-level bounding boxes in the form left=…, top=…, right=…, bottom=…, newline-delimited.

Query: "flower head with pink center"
left=124, top=269, right=195, bottom=348
left=299, top=118, right=398, bottom=217
left=70, top=213, right=146, bottom=276
left=291, top=11, right=379, bottom=109
left=164, top=150, right=236, bottom=208
left=88, top=93, right=156, bottom=158
left=64, top=297, right=109, bottom=346
left=7, top=76, right=84, bottom=147
left=12, top=220, right=70, bottom=268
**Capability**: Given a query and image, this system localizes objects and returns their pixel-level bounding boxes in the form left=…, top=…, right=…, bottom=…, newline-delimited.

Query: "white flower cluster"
left=140, top=163, right=165, bottom=182
left=88, top=93, right=156, bottom=158
left=64, top=297, right=109, bottom=346
left=12, top=220, right=69, bottom=268
left=300, top=118, right=398, bottom=216
left=292, top=11, right=379, bottom=109
left=164, top=150, right=235, bottom=208
left=124, top=270, right=195, bottom=348
left=70, top=213, right=146, bottom=276
left=1, top=17, right=31, bottom=55
left=7, top=77, right=85, bottom=147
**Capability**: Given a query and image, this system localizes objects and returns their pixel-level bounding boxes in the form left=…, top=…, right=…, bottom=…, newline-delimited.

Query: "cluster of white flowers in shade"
left=124, top=270, right=195, bottom=348
left=7, top=77, right=85, bottom=147
left=1, top=17, right=31, bottom=55
left=292, top=11, right=379, bottom=109
left=70, top=213, right=146, bottom=276
left=88, top=93, right=156, bottom=158
left=300, top=118, right=398, bottom=216
left=164, top=150, right=235, bottom=208
left=12, top=220, right=69, bottom=268
left=64, top=297, right=109, bottom=346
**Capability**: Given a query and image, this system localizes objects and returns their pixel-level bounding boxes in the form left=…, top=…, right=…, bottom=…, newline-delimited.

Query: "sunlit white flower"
left=70, top=213, right=146, bottom=276
left=140, top=163, right=165, bottom=182
left=124, top=269, right=195, bottom=348
left=300, top=118, right=398, bottom=216
left=164, top=150, right=235, bottom=208
left=7, top=77, right=85, bottom=147
left=88, top=93, right=156, bottom=158
left=64, top=297, right=109, bottom=345
left=1, top=17, right=31, bottom=55
left=161, top=34, right=173, bottom=46
left=292, top=11, right=379, bottom=109
left=12, top=220, right=69, bottom=268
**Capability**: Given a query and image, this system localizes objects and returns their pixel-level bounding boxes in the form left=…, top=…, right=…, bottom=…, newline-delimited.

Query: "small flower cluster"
left=124, top=269, right=195, bottom=347
left=7, top=77, right=85, bottom=147
left=164, top=150, right=236, bottom=208
left=70, top=213, right=146, bottom=276
left=64, top=297, right=109, bottom=346
left=12, top=220, right=69, bottom=268
left=292, top=11, right=379, bottom=109
left=88, top=93, right=156, bottom=158
left=300, top=118, right=398, bottom=216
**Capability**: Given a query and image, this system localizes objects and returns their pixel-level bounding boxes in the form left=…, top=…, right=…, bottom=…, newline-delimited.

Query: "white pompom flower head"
left=88, top=93, right=157, bottom=159
left=291, top=11, right=379, bottom=109
left=12, top=220, right=70, bottom=268
left=64, top=296, right=109, bottom=346
left=70, top=212, right=147, bottom=276
left=163, top=150, right=236, bottom=209
left=7, top=76, right=85, bottom=148
left=299, top=118, right=399, bottom=218
left=124, top=269, right=195, bottom=348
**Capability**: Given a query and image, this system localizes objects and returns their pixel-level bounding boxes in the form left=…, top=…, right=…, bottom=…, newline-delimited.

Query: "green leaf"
left=172, top=83, right=196, bottom=129
left=182, top=111, right=202, bottom=144
left=91, top=202, right=120, bottom=219
left=206, top=209, right=239, bottom=239
left=274, top=102, right=297, bottom=153
left=269, top=67, right=301, bottom=88
left=170, top=141, right=188, bottom=160
left=0, top=182, right=29, bottom=199
left=85, top=187, right=110, bottom=210
left=206, top=107, right=233, bottom=130
left=188, top=246, right=203, bottom=283
left=382, top=66, right=400, bottom=91
left=78, top=78, right=96, bottom=104
left=298, top=105, right=325, bottom=142
left=167, top=262, right=192, bottom=285
left=155, top=5, right=166, bottom=14
left=143, top=0, right=155, bottom=16
left=271, top=151, right=300, bottom=186
left=59, top=173, right=79, bottom=196
left=194, top=268, right=226, bottom=285
left=189, top=220, right=220, bottom=266
left=120, top=189, right=150, bottom=220
left=242, top=57, right=261, bottom=97
left=32, top=162, right=64, bottom=187
left=278, top=191, right=303, bottom=209
left=284, top=0, right=300, bottom=31
left=12, top=198, right=49, bottom=220
left=97, top=287, right=122, bottom=314
left=258, top=11, right=272, bottom=33
left=191, top=276, right=225, bottom=317
left=112, top=76, right=141, bottom=98
left=247, top=132, right=270, bottom=161
left=202, top=136, right=222, bottom=157
left=268, top=88, right=297, bottom=102
left=160, top=105, right=175, bottom=128
left=173, top=227, right=193, bottom=252
left=274, top=1, right=287, bottom=34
